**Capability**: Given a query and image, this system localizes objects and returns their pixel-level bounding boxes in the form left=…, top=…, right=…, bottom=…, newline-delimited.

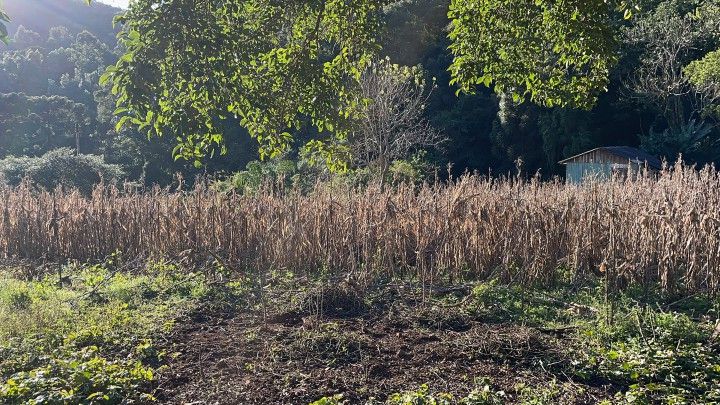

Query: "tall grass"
left=0, top=162, right=718, bottom=294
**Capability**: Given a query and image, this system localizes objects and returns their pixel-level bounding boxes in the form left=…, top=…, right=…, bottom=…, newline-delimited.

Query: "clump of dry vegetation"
left=0, top=162, right=718, bottom=294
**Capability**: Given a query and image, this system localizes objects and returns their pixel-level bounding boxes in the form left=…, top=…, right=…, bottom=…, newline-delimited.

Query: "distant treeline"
left=0, top=0, right=718, bottom=189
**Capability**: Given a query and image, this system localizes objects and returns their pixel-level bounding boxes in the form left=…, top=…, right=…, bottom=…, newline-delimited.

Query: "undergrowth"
left=0, top=255, right=209, bottom=404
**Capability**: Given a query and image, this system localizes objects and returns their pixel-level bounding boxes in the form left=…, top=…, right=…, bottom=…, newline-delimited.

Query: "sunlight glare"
left=96, top=0, right=129, bottom=8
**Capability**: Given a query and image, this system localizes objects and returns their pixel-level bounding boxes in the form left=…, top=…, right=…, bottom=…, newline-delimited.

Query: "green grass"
left=464, top=279, right=720, bottom=403
left=0, top=257, right=208, bottom=404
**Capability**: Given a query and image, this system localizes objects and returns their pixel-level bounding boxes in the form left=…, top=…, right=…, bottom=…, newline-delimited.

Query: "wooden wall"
left=565, top=162, right=645, bottom=184
left=565, top=149, right=637, bottom=165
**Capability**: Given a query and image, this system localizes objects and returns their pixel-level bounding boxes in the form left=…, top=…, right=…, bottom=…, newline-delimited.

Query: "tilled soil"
left=155, top=292, right=612, bottom=404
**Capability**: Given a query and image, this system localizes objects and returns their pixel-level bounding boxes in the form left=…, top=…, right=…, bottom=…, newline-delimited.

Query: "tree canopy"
left=0, top=9, right=9, bottom=44
left=98, top=0, right=653, bottom=166
left=687, top=50, right=720, bottom=118
left=100, top=0, right=387, bottom=170
left=447, top=0, right=634, bottom=109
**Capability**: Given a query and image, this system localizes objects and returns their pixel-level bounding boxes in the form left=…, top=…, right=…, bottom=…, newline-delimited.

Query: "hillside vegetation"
left=3, top=0, right=120, bottom=46
left=0, top=0, right=718, bottom=189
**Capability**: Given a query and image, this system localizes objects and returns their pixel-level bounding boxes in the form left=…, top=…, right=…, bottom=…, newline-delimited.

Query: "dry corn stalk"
left=0, top=162, right=717, bottom=294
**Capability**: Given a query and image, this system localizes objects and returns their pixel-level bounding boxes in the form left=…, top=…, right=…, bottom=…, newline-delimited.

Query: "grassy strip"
left=472, top=282, right=720, bottom=403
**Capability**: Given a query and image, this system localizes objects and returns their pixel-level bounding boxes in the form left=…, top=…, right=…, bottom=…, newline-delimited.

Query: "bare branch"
left=623, top=7, right=715, bottom=131
left=349, top=59, right=445, bottom=178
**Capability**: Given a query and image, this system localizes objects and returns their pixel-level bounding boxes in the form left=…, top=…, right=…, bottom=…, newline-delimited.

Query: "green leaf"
left=99, top=71, right=113, bottom=86
left=115, top=116, right=131, bottom=132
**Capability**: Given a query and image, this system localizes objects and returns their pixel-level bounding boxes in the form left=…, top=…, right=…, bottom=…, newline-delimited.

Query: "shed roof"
left=558, top=146, right=662, bottom=170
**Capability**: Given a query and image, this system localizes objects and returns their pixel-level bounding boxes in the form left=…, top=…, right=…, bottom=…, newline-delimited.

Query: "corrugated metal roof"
left=558, top=146, right=663, bottom=170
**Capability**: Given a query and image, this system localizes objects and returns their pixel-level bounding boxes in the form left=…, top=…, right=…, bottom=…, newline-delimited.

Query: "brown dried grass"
left=0, top=162, right=718, bottom=293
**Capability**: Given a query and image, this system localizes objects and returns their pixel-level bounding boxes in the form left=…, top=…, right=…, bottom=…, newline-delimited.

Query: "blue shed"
left=559, top=146, right=662, bottom=184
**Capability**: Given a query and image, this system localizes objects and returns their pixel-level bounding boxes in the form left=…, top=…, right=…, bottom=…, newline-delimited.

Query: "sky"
left=97, top=0, right=129, bottom=8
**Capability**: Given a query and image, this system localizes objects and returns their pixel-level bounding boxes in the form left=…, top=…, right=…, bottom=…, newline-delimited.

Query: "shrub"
left=0, top=147, right=123, bottom=193
left=7, top=289, right=32, bottom=311
left=640, top=119, right=719, bottom=164
left=213, top=158, right=299, bottom=194
left=388, top=151, right=434, bottom=186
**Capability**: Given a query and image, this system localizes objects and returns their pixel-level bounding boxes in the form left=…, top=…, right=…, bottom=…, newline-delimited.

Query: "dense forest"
left=0, top=0, right=718, bottom=189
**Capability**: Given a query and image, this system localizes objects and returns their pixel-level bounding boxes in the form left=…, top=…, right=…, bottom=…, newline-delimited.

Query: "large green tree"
left=687, top=51, right=720, bottom=118
left=0, top=93, right=89, bottom=156
left=622, top=0, right=720, bottom=131
left=101, top=0, right=387, bottom=169
left=685, top=2, right=720, bottom=118
left=0, top=9, right=9, bottom=44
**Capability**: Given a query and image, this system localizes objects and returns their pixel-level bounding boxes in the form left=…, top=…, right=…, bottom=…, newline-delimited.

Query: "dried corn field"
left=1, top=163, right=719, bottom=293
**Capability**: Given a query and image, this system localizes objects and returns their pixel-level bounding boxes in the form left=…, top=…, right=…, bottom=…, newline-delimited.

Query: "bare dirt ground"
left=154, top=287, right=614, bottom=404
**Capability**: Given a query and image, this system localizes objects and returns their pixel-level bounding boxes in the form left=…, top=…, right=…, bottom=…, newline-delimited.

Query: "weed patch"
left=0, top=258, right=208, bottom=404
